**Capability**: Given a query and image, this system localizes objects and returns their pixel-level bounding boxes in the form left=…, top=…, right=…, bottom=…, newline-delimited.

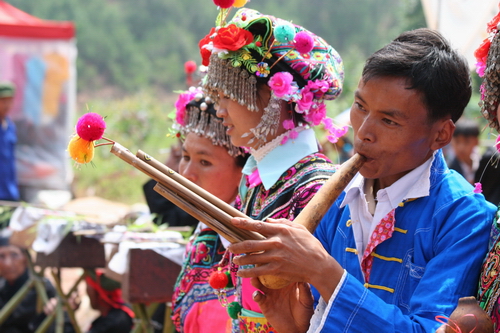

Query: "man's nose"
left=356, top=116, right=375, bottom=143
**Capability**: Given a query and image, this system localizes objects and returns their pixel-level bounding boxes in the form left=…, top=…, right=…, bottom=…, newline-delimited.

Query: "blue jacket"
left=312, top=152, right=495, bottom=332
left=0, top=118, right=19, bottom=201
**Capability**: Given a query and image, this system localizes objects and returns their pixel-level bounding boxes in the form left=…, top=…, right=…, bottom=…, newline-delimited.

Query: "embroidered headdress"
left=475, top=8, right=500, bottom=131
left=173, top=86, right=245, bottom=157
left=200, top=7, right=347, bottom=145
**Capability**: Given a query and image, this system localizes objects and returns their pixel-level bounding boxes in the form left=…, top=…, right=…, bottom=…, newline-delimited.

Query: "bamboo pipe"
left=112, top=143, right=365, bottom=288
left=154, top=183, right=241, bottom=243
left=136, top=150, right=248, bottom=221
left=258, top=153, right=366, bottom=289
left=110, top=143, right=264, bottom=242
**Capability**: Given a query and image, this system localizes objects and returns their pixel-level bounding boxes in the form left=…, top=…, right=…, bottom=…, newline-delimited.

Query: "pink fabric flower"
left=476, top=62, right=486, bottom=78
left=282, top=119, right=295, bottom=130
left=306, top=80, right=330, bottom=99
left=323, top=116, right=348, bottom=143
left=289, top=129, right=299, bottom=139
left=268, top=72, right=295, bottom=97
left=175, top=88, right=202, bottom=126
left=474, top=182, right=482, bottom=194
left=296, top=89, right=314, bottom=113
left=280, top=135, right=289, bottom=145
left=305, top=102, right=326, bottom=126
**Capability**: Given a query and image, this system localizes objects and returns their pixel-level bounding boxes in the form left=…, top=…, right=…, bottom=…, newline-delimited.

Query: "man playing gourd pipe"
left=227, top=28, right=495, bottom=333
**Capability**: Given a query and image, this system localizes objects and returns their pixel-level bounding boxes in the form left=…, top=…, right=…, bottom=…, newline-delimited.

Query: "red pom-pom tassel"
left=209, top=270, right=229, bottom=289
left=213, top=0, right=235, bottom=9
left=184, top=60, right=197, bottom=74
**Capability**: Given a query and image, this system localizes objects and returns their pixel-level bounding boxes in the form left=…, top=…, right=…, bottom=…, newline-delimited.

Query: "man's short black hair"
left=453, top=117, right=480, bottom=138
left=362, top=28, right=471, bottom=123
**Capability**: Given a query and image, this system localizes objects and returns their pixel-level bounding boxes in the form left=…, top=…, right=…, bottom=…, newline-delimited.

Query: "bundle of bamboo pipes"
left=110, top=142, right=366, bottom=288
left=110, top=143, right=264, bottom=244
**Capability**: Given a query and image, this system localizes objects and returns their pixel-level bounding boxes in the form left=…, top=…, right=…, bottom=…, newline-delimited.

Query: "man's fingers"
left=232, top=250, right=278, bottom=266
left=252, top=289, right=265, bottom=304
left=297, top=282, right=314, bottom=309
left=228, top=236, right=281, bottom=255
left=231, top=217, right=270, bottom=233
left=266, top=218, right=296, bottom=227
left=250, top=276, right=266, bottom=291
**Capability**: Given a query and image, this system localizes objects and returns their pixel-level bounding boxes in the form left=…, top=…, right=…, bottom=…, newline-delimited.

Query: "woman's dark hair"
left=362, top=28, right=471, bottom=123
left=235, top=153, right=249, bottom=168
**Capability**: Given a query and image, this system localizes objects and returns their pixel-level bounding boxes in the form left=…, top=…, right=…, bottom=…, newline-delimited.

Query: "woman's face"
left=179, top=133, right=243, bottom=204
left=496, top=104, right=500, bottom=128
left=216, top=92, right=265, bottom=149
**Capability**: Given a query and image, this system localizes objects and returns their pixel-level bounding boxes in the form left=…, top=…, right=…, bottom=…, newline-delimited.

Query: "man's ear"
left=431, top=118, right=455, bottom=151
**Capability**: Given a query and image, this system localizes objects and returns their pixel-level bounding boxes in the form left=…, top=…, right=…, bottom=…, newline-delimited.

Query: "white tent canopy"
left=420, top=0, right=498, bottom=70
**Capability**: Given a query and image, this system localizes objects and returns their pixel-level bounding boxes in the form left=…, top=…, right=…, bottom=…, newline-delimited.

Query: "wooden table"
left=123, top=247, right=182, bottom=333
left=36, top=233, right=106, bottom=268
left=123, top=248, right=181, bottom=303
left=34, top=232, right=106, bottom=333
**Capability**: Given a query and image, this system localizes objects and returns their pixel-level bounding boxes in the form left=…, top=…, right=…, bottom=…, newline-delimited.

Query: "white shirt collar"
left=341, top=151, right=436, bottom=209
left=243, top=127, right=319, bottom=190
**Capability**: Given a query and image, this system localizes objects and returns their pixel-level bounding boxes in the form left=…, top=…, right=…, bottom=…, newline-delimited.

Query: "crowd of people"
left=4, top=2, right=500, bottom=333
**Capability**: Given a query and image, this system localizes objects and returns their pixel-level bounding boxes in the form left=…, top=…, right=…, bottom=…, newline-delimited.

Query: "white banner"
left=421, top=0, right=498, bottom=69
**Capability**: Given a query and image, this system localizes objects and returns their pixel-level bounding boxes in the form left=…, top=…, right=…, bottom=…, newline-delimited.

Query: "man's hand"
left=43, top=291, right=80, bottom=316
left=228, top=217, right=344, bottom=303
left=251, top=277, right=314, bottom=333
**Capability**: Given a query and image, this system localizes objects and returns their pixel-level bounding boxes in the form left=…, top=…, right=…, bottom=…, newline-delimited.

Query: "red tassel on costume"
left=209, top=270, right=229, bottom=289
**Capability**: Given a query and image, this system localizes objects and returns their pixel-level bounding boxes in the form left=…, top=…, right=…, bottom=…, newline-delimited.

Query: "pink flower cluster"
left=175, top=87, right=204, bottom=126
left=268, top=71, right=347, bottom=144
left=322, top=117, right=348, bottom=143
left=268, top=72, right=297, bottom=98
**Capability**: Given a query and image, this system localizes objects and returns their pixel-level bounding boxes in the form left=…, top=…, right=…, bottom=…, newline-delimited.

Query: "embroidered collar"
left=242, top=128, right=318, bottom=190
left=341, top=150, right=437, bottom=210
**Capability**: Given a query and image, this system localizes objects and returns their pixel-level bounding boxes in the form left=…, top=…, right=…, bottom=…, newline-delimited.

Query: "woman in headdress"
left=171, top=87, right=249, bottom=333
left=474, top=7, right=500, bottom=333
left=199, top=6, right=345, bottom=331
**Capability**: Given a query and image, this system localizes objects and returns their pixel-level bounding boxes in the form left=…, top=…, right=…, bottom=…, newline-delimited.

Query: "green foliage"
left=8, top=0, right=415, bottom=97
left=8, top=0, right=483, bottom=205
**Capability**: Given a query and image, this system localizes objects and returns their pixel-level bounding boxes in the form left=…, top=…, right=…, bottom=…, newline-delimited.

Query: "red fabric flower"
left=199, top=27, right=216, bottom=66
left=212, top=24, right=253, bottom=51
left=474, top=38, right=491, bottom=66
left=487, top=12, right=500, bottom=33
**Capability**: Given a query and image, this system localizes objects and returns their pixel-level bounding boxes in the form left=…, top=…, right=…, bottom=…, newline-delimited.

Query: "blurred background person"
left=84, top=269, right=133, bottom=333
left=447, top=117, right=480, bottom=184
left=0, top=231, right=74, bottom=333
left=0, top=81, right=19, bottom=203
